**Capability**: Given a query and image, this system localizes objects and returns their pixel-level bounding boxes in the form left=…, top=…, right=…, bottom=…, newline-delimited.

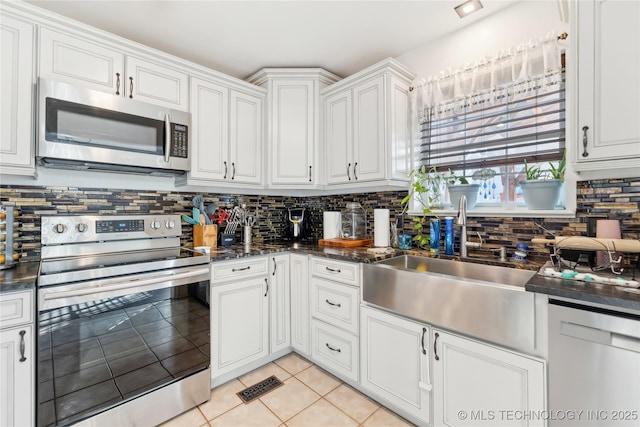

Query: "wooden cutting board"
left=318, top=238, right=373, bottom=247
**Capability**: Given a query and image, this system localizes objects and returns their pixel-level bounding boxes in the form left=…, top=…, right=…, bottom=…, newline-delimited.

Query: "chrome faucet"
left=457, top=195, right=468, bottom=257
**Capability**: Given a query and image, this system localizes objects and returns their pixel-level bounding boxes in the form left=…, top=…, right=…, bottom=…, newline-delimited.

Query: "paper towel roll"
left=323, top=212, right=341, bottom=239
left=374, top=209, right=390, bottom=247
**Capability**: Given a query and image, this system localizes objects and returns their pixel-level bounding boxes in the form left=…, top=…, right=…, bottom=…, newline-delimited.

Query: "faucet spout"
left=457, top=195, right=468, bottom=257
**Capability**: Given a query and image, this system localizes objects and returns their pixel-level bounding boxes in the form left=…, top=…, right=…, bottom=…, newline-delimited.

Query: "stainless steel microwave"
left=37, top=78, right=191, bottom=176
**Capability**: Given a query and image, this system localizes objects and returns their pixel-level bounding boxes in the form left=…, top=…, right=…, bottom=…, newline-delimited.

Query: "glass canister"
left=341, top=202, right=366, bottom=239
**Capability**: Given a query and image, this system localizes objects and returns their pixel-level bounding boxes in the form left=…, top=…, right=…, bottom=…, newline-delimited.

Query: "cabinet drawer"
left=0, top=290, right=33, bottom=329
left=311, top=277, right=358, bottom=334
left=311, top=319, right=358, bottom=382
left=211, top=257, right=269, bottom=283
left=310, top=257, right=360, bottom=286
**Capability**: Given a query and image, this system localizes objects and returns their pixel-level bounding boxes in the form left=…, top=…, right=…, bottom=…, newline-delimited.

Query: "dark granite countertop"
left=4, top=243, right=639, bottom=312
left=526, top=273, right=640, bottom=312
left=0, top=262, right=39, bottom=294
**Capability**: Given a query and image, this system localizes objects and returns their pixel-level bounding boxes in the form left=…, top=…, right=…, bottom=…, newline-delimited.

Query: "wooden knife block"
left=194, top=224, right=218, bottom=248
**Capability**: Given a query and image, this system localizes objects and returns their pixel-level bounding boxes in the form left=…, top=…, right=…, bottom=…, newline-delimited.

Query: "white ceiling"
left=25, top=0, right=520, bottom=80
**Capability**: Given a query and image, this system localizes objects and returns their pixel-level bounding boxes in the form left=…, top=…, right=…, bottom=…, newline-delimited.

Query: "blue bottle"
left=429, top=219, right=441, bottom=254
left=444, top=217, right=454, bottom=256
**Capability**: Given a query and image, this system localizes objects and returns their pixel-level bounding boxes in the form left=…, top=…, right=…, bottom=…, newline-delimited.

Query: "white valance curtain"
left=410, top=31, right=564, bottom=123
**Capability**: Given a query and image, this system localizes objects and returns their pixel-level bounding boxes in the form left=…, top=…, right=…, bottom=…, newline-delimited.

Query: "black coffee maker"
left=284, top=207, right=312, bottom=241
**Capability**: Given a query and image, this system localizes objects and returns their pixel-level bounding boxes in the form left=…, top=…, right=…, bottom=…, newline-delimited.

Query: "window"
left=416, top=69, right=566, bottom=209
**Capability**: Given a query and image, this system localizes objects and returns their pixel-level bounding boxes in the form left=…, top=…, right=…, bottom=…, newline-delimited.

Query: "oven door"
left=37, top=266, right=210, bottom=427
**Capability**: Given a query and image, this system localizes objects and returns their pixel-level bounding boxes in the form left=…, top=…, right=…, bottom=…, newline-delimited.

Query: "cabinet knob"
left=53, top=223, right=66, bottom=234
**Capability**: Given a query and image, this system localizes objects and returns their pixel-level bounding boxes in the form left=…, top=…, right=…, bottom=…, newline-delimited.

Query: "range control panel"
left=41, top=214, right=182, bottom=245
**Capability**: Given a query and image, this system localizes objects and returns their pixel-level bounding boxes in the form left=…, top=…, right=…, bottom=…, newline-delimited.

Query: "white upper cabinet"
left=39, top=28, right=189, bottom=110
left=322, top=58, right=415, bottom=189
left=184, top=76, right=265, bottom=186
left=572, top=0, right=640, bottom=177
left=0, top=12, right=36, bottom=176
left=248, top=69, right=340, bottom=188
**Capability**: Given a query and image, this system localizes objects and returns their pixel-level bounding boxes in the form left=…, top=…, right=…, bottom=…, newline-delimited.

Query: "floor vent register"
left=236, top=375, right=284, bottom=403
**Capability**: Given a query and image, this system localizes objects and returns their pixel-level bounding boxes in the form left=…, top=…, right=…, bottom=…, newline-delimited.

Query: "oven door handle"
left=41, top=267, right=209, bottom=301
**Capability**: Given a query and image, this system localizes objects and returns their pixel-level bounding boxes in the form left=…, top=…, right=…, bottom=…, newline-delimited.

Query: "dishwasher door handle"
left=561, top=321, right=640, bottom=354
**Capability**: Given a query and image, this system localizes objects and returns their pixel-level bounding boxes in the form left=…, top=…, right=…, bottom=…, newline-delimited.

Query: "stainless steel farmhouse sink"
left=362, top=255, right=538, bottom=352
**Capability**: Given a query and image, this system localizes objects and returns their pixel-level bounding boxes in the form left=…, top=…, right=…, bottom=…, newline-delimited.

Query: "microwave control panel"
left=170, top=124, right=188, bottom=158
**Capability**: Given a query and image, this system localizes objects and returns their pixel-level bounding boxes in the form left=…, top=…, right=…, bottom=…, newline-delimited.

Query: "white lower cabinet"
left=311, top=318, right=358, bottom=382
left=308, top=256, right=360, bottom=383
left=211, top=275, right=269, bottom=378
left=290, top=253, right=310, bottom=356
left=432, top=329, right=546, bottom=427
left=360, top=306, right=431, bottom=425
left=269, top=254, right=290, bottom=354
left=0, top=290, right=34, bottom=427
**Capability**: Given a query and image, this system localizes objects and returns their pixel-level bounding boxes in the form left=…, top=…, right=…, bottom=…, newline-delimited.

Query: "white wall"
left=396, top=0, right=569, bottom=78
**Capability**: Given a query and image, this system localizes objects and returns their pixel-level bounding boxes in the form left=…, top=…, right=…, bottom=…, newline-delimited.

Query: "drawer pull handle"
left=19, top=330, right=26, bottom=362
left=421, top=327, right=427, bottom=355
left=115, top=72, right=121, bottom=95
left=326, top=266, right=341, bottom=273
left=264, top=278, right=269, bottom=297
left=325, top=343, right=341, bottom=353
left=325, top=299, right=341, bottom=308
left=309, top=165, right=312, bottom=182
left=434, top=332, right=440, bottom=361
left=232, top=266, right=251, bottom=272
left=353, top=162, right=358, bottom=180
left=347, top=163, right=351, bottom=181
left=129, top=76, right=134, bottom=99
left=223, top=161, right=228, bottom=179
left=231, top=162, right=236, bottom=180
left=272, top=257, right=276, bottom=275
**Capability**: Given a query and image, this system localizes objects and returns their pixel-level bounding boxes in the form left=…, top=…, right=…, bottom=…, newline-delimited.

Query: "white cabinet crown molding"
left=321, top=57, right=415, bottom=97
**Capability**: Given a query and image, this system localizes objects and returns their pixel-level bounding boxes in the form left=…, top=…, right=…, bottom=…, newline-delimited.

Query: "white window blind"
left=418, top=70, right=566, bottom=171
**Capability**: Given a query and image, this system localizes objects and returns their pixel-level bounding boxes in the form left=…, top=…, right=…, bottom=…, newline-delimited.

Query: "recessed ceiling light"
left=454, top=0, right=484, bottom=18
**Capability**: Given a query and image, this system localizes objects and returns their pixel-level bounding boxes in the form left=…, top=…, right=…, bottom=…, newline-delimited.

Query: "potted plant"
left=446, top=171, right=481, bottom=209
left=548, top=151, right=566, bottom=208
left=519, top=159, right=563, bottom=209
left=400, top=166, right=445, bottom=248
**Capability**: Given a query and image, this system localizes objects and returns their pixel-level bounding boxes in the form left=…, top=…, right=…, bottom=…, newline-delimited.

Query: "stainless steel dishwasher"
left=549, top=299, right=640, bottom=426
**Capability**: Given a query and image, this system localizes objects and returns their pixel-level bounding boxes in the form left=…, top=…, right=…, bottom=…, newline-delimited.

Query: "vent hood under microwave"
left=37, top=79, right=192, bottom=176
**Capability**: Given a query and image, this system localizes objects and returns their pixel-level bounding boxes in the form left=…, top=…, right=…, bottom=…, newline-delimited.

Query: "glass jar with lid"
left=341, top=202, right=366, bottom=239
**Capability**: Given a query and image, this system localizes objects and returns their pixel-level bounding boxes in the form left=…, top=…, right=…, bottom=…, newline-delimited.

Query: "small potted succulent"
left=446, top=171, right=481, bottom=209
left=519, top=158, right=563, bottom=210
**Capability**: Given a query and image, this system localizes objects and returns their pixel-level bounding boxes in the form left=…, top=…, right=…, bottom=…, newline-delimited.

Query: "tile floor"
left=159, top=353, right=416, bottom=427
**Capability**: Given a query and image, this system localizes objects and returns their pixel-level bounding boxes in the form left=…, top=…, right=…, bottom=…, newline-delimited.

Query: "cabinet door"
left=189, top=77, right=229, bottom=182
left=0, top=326, right=33, bottom=427
left=269, top=254, right=291, bottom=353
left=352, top=75, right=386, bottom=182
left=125, top=55, right=189, bottom=110
left=389, top=76, right=412, bottom=181
left=270, top=80, right=316, bottom=185
left=360, top=306, right=430, bottom=424
left=0, top=14, right=35, bottom=175
left=433, top=329, right=546, bottom=427
left=576, top=0, right=640, bottom=163
left=324, top=90, right=353, bottom=184
left=211, top=278, right=269, bottom=378
left=229, top=90, right=263, bottom=184
left=39, top=27, right=124, bottom=94
left=290, top=253, right=310, bottom=356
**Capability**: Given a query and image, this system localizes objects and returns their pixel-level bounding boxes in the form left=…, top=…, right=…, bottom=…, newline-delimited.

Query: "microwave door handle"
left=164, top=114, right=171, bottom=163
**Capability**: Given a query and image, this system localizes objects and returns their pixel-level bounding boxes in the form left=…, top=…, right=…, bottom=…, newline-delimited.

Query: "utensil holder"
left=194, top=224, right=218, bottom=248
left=243, top=226, right=252, bottom=243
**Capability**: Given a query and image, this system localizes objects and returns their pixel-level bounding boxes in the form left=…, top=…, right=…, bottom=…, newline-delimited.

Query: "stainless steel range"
left=37, top=214, right=211, bottom=427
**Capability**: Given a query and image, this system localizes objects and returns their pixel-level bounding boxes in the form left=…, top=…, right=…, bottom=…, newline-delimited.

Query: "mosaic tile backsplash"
left=1, top=178, right=639, bottom=263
